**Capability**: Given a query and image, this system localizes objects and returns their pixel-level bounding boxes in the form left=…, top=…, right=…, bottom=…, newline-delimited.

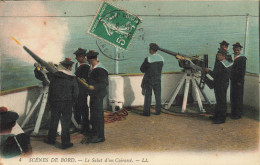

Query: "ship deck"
left=1, top=105, right=260, bottom=165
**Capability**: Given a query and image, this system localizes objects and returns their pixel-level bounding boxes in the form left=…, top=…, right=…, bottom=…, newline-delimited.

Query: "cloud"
left=0, top=1, right=69, bottom=64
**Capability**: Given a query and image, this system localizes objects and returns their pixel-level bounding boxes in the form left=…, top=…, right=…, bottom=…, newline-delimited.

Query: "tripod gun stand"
left=152, top=44, right=212, bottom=113
left=163, top=68, right=212, bottom=113
left=21, top=67, right=79, bottom=135
left=21, top=85, right=49, bottom=135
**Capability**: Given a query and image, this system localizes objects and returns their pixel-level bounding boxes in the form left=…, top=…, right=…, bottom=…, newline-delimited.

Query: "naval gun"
left=150, top=43, right=208, bottom=89
left=11, top=36, right=83, bottom=135
left=150, top=43, right=211, bottom=113
left=23, top=46, right=90, bottom=88
left=158, top=47, right=208, bottom=71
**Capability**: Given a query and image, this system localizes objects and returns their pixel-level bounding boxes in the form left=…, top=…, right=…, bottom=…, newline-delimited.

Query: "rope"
left=104, top=108, right=128, bottom=123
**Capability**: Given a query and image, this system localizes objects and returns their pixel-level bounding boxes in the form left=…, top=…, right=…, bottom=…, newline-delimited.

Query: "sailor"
left=0, top=106, right=32, bottom=157
left=74, top=48, right=88, bottom=70
left=86, top=50, right=108, bottom=143
left=1, top=106, right=20, bottom=146
left=44, top=58, right=79, bottom=149
left=73, top=48, right=91, bottom=134
left=205, top=49, right=232, bottom=124
left=214, top=40, right=233, bottom=65
left=230, top=42, right=247, bottom=119
left=140, top=43, right=164, bottom=116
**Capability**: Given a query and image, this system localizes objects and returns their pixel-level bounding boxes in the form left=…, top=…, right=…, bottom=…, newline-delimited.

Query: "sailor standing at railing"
left=85, top=50, right=108, bottom=143
left=73, top=48, right=91, bottom=135
left=140, top=43, right=164, bottom=116
left=230, top=42, right=247, bottom=120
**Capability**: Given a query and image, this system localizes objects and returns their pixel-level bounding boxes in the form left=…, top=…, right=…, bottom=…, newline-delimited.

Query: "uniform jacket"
left=230, top=55, right=247, bottom=84
left=88, top=63, right=108, bottom=98
left=48, top=70, right=79, bottom=103
left=140, top=54, right=164, bottom=88
left=209, top=60, right=232, bottom=88
left=75, top=63, right=90, bottom=96
left=75, top=62, right=90, bottom=80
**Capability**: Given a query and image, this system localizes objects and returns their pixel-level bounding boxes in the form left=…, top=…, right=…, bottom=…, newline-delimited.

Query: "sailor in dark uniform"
left=214, top=40, right=233, bottom=65
left=0, top=106, right=32, bottom=158
left=44, top=58, right=79, bottom=149
left=86, top=50, right=108, bottom=143
left=73, top=48, right=91, bottom=134
left=230, top=42, right=247, bottom=119
left=140, top=43, right=164, bottom=116
left=205, top=49, right=232, bottom=124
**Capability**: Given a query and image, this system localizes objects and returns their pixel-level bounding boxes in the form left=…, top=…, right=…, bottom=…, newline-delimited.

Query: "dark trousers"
left=90, top=95, right=105, bottom=139
left=143, top=83, right=161, bottom=115
left=74, top=94, right=89, bottom=132
left=230, top=81, right=244, bottom=117
left=48, top=101, right=73, bottom=145
left=214, top=85, right=228, bottom=121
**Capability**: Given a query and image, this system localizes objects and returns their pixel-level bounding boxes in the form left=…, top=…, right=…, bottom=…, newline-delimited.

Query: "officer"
left=215, top=41, right=233, bottom=65
left=44, top=58, right=79, bottom=149
left=205, top=49, right=232, bottom=124
left=86, top=50, right=108, bottom=143
left=73, top=48, right=91, bottom=134
left=140, top=43, right=164, bottom=116
left=230, top=42, right=247, bottom=119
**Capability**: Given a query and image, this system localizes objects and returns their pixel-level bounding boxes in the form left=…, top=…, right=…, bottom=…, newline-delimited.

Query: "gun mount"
left=151, top=43, right=208, bottom=89
left=150, top=43, right=211, bottom=113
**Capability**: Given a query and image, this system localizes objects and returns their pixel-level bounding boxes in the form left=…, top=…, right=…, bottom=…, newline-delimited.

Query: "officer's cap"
left=232, top=42, right=243, bottom=48
left=60, top=57, right=74, bottom=66
left=0, top=106, right=19, bottom=125
left=86, top=50, right=99, bottom=59
left=149, top=43, right=159, bottom=51
left=219, top=40, right=229, bottom=46
left=73, top=48, right=87, bottom=56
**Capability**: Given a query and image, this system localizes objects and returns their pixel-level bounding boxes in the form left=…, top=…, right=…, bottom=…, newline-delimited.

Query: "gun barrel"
left=77, top=77, right=89, bottom=88
left=23, top=46, right=90, bottom=89
left=158, top=47, right=191, bottom=59
left=156, top=45, right=205, bottom=71
left=23, top=46, right=57, bottom=74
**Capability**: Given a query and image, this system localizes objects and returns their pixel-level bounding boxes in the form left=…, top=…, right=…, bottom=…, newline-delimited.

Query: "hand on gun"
left=77, top=77, right=94, bottom=91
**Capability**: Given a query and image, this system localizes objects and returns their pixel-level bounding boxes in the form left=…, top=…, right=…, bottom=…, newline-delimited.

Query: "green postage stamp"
left=88, top=1, right=141, bottom=50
